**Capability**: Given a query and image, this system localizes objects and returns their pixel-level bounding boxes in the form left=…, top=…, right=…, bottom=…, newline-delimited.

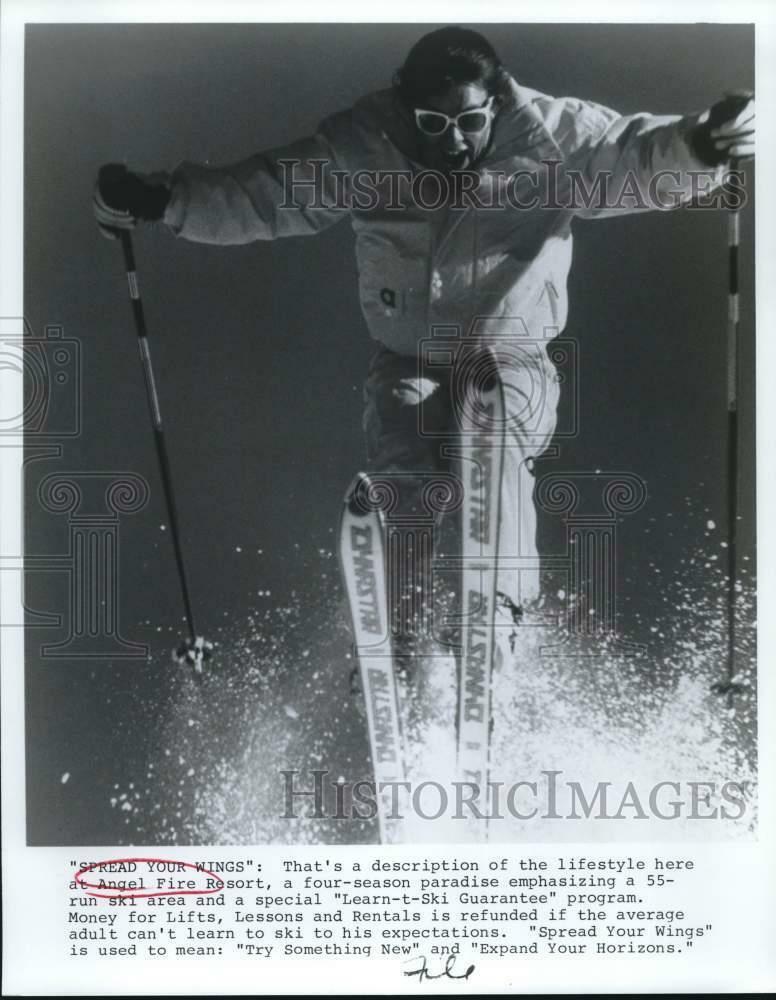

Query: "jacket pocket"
left=355, top=221, right=430, bottom=333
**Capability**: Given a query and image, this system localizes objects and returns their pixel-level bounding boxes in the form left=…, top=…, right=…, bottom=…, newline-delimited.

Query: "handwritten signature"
left=403, top=953, right=476, bottom=983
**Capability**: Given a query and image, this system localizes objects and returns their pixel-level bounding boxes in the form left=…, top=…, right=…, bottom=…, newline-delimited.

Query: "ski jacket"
left=164, top=77, right=722, bottom=362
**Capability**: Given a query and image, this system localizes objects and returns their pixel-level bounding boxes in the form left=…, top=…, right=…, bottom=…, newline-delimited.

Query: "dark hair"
left=394, top=26, right=507, bottom=107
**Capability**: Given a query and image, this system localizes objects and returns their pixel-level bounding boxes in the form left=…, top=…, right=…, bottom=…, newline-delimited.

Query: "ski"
left=339, top=473, right=409, bottom=844
left=454, top=351, right=506, bottom=839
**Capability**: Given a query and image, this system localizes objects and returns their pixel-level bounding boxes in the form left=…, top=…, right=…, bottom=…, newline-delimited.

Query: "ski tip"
left=343, top=472, right=400, bottom=519
left=344, top=472, right=373, bottom=518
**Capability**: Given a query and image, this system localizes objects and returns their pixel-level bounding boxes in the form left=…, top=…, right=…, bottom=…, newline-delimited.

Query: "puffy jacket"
left=164, top=76, right=722, bottom=363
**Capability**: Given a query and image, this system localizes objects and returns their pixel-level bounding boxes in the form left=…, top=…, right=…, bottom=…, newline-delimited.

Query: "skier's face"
left=414, top=82, right=496, bottom=173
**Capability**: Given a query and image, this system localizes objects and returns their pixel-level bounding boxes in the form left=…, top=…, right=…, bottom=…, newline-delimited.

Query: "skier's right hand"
left=93, top=163, right=171, bottom=239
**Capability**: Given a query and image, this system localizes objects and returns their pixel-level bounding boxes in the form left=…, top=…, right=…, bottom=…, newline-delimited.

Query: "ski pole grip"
left=119, top=230, right=139, bottom=295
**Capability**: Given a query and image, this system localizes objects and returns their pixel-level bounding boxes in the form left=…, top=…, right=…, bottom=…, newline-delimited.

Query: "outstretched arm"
left=94, top=111, right=352, bottom=244
left=549, top=91, right=754, bottom=217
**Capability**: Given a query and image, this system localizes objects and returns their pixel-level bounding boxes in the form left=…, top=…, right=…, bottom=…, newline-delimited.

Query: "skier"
left=94, top=26, right=754, bottom=673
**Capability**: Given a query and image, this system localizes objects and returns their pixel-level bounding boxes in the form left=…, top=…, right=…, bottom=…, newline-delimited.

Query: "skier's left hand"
left=691, top=91, right=755, bottom=166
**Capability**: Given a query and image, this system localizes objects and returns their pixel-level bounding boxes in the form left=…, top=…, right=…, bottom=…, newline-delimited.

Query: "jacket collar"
left=355, top=75, right=550, bottom=170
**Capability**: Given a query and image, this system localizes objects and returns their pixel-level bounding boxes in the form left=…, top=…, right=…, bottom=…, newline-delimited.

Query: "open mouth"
left=441, top=149, right=471, bottom=170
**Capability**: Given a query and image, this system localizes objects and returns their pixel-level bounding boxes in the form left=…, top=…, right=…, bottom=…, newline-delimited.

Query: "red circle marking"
left=73, top=857, right=225, bottom=900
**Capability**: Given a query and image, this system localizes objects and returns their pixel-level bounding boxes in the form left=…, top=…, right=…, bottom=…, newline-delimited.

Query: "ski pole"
left=115, top=229, right=213, bottom=673
left=711, top=157, right=744, bottom=704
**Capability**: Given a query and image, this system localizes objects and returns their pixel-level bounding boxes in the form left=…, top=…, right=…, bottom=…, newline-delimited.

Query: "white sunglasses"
left=413, top=96, right=496, bottom=137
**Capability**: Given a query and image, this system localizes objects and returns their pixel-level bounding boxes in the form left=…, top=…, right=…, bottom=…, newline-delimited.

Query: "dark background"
left=23, top=23, right=755, bottom=844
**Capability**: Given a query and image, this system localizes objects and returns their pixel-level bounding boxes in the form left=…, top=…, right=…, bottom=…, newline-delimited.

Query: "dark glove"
left=93, top=163, right=171, bottom=239
left=690, top=91, right=755, bottom=166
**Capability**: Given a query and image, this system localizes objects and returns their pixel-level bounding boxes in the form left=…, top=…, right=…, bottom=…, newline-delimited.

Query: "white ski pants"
left=362, top=343, right=560, bottom=611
